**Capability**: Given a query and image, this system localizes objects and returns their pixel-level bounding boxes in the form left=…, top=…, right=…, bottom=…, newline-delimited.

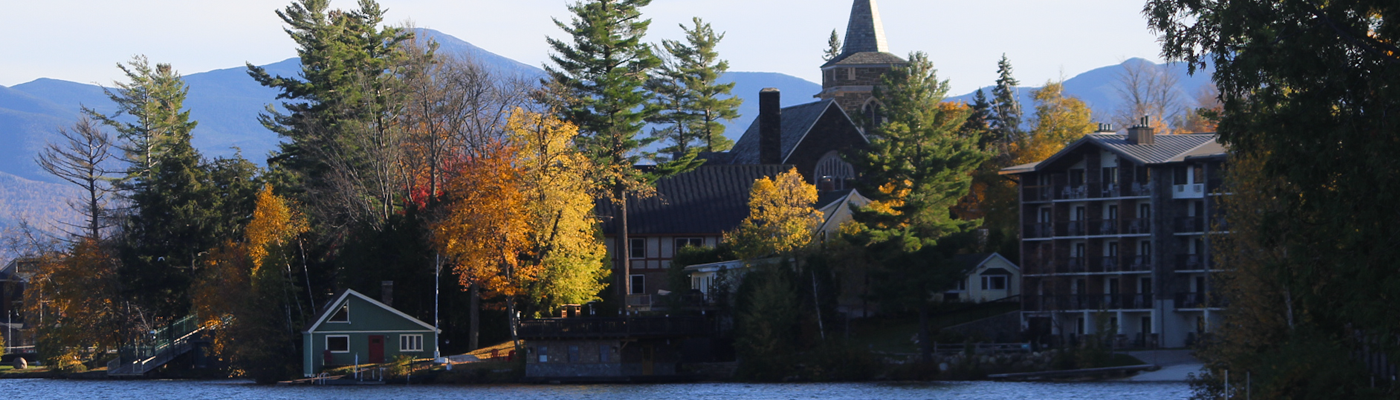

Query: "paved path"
left=1121, top=349, right=1204, bottom=382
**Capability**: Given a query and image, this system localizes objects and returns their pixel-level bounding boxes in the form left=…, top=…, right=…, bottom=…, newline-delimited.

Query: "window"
left=1039, top=207, right=1052, bottom=223
left=538, top=346, right=549, bottom=363
left=981, top=276, right=1007, bottom=290
left=326, top=335, right=350, bottom=353
left=328, top=303, right=349, bottom=323
left=1070, top=169, right=1085, bottom=187
left=1102, top=167, right=1119, bottom=186
left=568, top=346, right=580, bottom=363
left=1074, top=243, right=1086, bottom=258
left=1107, top=205, right=1118, bottom=220
left=1174, top=166, right=1190, bottom=185
left=399, top=334, right=423, bottom=352
left=1140, top=277, right=1153, bottom=294
left=630, top=275, right=645, bottom=295
left=1140, top=241, right=1152, bottom=257
left=629, top=238, right=646, bottom=259
left=1073, top=206, right=1086, bottom=221
left=1138, top=204, right=1151, bottom=221
left=957, top=279, right=967, bottom=291
left=675, top=238, right=704, bottom=250
left=1107, top=242, right=1119, bottom=257
left=1193, top=165, right=1205, bottom=183
left=599, top=345, right=611, bottom=363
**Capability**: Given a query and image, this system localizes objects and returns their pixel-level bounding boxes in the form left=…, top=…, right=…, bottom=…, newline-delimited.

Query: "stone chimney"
left=381, top=281, right=394, bottom=307
left=1127, top=116, right=1155, bottom=145
left=759, top=88, right=783, bottom=165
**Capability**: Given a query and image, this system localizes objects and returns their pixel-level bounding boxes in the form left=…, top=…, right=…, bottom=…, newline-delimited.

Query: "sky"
left=0, top=0, right=1167, bottom=95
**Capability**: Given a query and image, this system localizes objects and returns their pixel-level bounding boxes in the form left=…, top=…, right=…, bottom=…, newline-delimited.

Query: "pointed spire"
left=842, top=0, right=890, bottom=56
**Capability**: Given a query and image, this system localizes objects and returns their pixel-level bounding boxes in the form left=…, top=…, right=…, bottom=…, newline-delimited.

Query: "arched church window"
left=815, top=151, right=856, bottom=192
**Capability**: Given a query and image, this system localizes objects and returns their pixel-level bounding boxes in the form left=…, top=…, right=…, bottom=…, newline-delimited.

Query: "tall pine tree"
left=649, top=17, right=742, bottom=162
left=989, top=55, right=1024, bottom=147
left=847, top=52, right=989, bottom=363
left=545, top=0, right=661, bottom=305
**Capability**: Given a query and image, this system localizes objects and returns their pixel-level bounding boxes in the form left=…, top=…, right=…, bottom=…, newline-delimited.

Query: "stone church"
left=600, top=0, right=909, bottom=308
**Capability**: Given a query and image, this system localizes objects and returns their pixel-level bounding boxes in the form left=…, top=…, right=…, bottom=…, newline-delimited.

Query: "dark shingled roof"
left=1004, top=133, right=1223, bottom=174
left=823, top=51, right=908, bottom=67
left=950, top=253, right=995, bottom=273
left=598, top=164, right=791, bottom=235
left=729, top=100, right=838, bottom=165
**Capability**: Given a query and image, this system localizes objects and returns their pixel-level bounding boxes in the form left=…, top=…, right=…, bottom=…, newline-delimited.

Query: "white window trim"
left=326, top=335, right=350, bottom=353
left=328, top=303, right=350, bottom=323
left=399, top=334, right=424, bottom=352
left=630, top=274, right=646, bottom=295
left=629, top=238, right=646, bottom=259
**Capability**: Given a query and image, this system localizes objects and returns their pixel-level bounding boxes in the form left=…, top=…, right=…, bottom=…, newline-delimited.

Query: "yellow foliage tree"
left=190, top=184, right=310, bottom=382
left=25, top=239, right=124, bottom=371
left=508, top=111, right=609, bottom=316
left=1017, top=81, right=1095, bottom=165
left=433, top=143, right=533, bottom=343
left=725, top=168, right=824, bottom=260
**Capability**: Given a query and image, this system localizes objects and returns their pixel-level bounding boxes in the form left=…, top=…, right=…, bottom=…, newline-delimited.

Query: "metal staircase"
left=107, top=316, right=204, bottom=376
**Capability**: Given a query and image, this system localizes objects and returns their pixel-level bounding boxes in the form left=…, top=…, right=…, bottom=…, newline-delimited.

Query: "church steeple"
left=841, top=0, right=890, bottom=57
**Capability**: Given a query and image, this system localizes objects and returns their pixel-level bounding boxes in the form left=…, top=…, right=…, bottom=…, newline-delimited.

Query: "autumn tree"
left=847, top=52, right=989, bottom=363
left=546, top=0, right=662, bottom=304
left=433, top=144, right=532, bottom=346
left=1018, top=81, right=1095, bottom=164
left=508, top=112, right=610, bottom=317
left=25, top=239, right=124, bottom=371
left=1148, top=0, right=1400, bottom=397
left=35, top=117, right=115, bottom=240
left=724, top=168, right=824, bottom=260
left=192, top=185, right=310, bottom=382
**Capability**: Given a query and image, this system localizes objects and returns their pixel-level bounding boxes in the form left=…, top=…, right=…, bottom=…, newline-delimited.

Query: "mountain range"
left=0, top=28, right=1212, bottom=237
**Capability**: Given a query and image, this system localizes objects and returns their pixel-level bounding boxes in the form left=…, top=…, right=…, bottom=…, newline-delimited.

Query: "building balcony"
left=1024, top=223, right=1054, bottom=239
left=1174, top=292, right=1227, bottom=309
left=1025, top=294, right=1154, bottom=312
left=1176, top=217, right=1205, bottom=233
left=1123, top=218, right=1151, bottom=234
left=1128, top=256, right=1153, bottom=271
left=1058, top=184, right=1093, bottom=200
left=1177, top=254, right=1207, bottom=271
left=1091, top=219, right=1119, bottom=235
left=1023, top=185, right=1054, bottom=202
left=1058, top=221, right=1087, bottom=237
left=1128, top=181, right=1154, bottom=197
left=1173, top=183, right=1206, bottom=199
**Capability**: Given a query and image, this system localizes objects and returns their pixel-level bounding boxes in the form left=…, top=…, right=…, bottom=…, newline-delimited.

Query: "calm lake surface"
left=5, top=379, right=1190, bottom=399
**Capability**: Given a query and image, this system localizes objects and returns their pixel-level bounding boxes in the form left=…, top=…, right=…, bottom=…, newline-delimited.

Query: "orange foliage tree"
left=25, top=239, right=125, bottom=371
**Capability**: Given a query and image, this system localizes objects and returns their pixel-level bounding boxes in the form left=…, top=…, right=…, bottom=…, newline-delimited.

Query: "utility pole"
left=434, top=252, right=441, bottom=360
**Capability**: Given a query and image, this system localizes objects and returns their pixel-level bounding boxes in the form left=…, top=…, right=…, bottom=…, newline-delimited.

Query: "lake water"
left=5, top=379, right=1192, bottom=399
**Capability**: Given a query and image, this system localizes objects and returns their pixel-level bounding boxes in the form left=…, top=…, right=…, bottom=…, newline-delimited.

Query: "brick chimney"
left=381, top=281, right=394, bottom=307
left=1127, top=116, right=1155, bottom=145
left=759, top=88, right=783, bottom=165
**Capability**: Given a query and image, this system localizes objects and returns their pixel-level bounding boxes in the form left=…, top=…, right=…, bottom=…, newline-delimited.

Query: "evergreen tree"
left=87, top=56, right=197, bottom=185
left=823, top=29, right=843, bottom=62
left=649, top=17, right=741, bottom=159
left=545, top=0, right=662, bottom=304
left=988, top=55, right=1024, bottom=146
left=963, top=89, right=992, bottom=139
left=846, top=52, right=989, bottom=363
left=249, top=0, right=415, bottom=231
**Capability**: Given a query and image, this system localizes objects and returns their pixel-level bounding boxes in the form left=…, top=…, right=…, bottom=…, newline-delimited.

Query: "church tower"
left=818, top=0, right=907, bottom=128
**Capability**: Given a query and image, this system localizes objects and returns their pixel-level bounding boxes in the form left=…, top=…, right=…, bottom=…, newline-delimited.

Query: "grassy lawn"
left=465, top=341, right=516, bottom=359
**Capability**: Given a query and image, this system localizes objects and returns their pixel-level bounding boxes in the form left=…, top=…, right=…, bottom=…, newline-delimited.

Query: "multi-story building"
left=1001, top=120, right=1228, bottom=348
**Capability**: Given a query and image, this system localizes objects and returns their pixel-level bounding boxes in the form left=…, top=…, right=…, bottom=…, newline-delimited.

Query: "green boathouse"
left=302, top=289, right=438, bottom=377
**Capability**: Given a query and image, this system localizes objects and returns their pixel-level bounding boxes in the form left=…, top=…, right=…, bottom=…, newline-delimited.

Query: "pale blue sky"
left=1, top=0, right=1167, bottom=94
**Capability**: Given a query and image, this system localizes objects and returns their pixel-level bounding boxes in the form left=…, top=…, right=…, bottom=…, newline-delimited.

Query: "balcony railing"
left=1099, top=256, right=1121, bottom=272
left=1059, top=221, right=1087, bottom=236
left=1123, top=218, right=1150, bottom=234
left=1129, top=181, right=1154, bottom=197
left=1174, top=292, right=1227, bottom=309
left=1177, top=254, right=1206, bottom=271
left=1024, top=223, right=1054, bottom=239
left=1058, top=184, right=1092, bottom=200
left=1176, top=217, right=1205, bottom=233
left=518, top=316, right=709, bottom=339
left=1025, top=294, right=1155, bottom=312
left=1173, top=183, right=1206, bottom=199
left=1091, top=219, right=1119, bottom=235
left=1101, top=183, right=1121, bottom=198
left=1023, top=185, right=1054, bottom=202
left=1129, top=256, right=1152, bottom=271
left=1065, top=257, right=1088, bottom=273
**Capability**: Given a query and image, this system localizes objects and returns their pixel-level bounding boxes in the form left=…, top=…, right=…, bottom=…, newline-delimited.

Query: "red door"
left=368, top=335, right=385, bottom=364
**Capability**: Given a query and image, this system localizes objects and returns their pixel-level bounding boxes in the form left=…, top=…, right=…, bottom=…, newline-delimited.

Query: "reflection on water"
left=6, top=379, right=1190, bottom=399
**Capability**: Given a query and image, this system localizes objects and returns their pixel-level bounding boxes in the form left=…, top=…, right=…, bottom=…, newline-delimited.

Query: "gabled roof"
left=598, top=164, right=791, bottom=235
left=730, top=100, right=846, bottom=165
left=823, top=52, right=908, bottom=67
left=950, top=253, right=1019, bottom=275
left=1002, top=133, right=1222, bottom=174
left=816, top=189, right=870, bottom=234
left=304, top=289, right=437, bottom=334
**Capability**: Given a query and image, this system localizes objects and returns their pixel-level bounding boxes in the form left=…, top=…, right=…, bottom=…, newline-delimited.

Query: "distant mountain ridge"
left=0, top=28, right=1212, bottom=239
